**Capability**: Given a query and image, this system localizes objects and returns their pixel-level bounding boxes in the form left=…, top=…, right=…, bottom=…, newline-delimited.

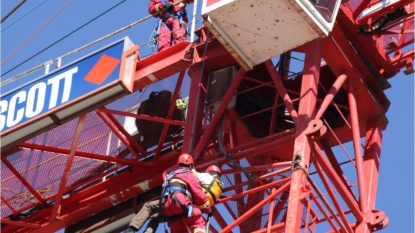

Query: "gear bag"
left=135, top=90, right=185, bottom=149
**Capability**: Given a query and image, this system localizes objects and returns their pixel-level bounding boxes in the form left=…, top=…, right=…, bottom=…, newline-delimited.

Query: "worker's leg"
left=143, top=217, right=159, bottom=233
left=158, top=18, right=173, bottom=51
left=168, top=217, right=188, bottom=233
left=171, top=17, right=187, bottom=45
left=143, top=200, right=162, bottom=233
left=184, top=206, right=206, bottom=233
left=129, top=200, right=159, bottom=230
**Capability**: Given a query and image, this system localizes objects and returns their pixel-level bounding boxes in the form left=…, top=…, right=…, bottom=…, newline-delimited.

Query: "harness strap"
left=171, top=192, right=192, bottom=217
left=164, top=214, right=180, bottom=222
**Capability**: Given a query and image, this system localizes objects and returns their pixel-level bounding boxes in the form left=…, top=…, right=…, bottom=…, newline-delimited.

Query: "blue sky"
left=1, top=1, right=414, bottom=233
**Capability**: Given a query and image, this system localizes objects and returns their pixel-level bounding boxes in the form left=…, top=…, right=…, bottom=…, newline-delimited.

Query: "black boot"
left=124, top=227, right=137, bottom=233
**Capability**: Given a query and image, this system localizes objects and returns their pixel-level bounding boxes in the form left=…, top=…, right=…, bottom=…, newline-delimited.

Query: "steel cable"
left=1, top=0, right=49, bottom=32
left=1, top=0, right=126, bottom=78
left=1, top=0, right=73, bottom=66
left=1, top=0, right=27, bottom=23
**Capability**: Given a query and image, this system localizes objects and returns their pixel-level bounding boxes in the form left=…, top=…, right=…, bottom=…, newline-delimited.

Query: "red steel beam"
left=324, top=23, right=390, bottom=115
left=285, top=38, right=322, bottom=233
left=32, top=174, right=165, bottom=233
left=217, top=177, right=291, bottom=204
left=347, top=80, right=368, bottom=215
left=313, top=159, right=354, bottom=232
left=182, top=63, right=207, bottom=153
left=0, top=219, right=40, bottom=229
left=252, top=222, right=285, bottom=233
left=98, top=106, right=147, bottom=157
left=49, top=114, right=86, bottom=222
left=310, top=193, right=341, bottom=233
left=196, top=128, right=295, bottom=168
left=352, top=0, right=371, bottom=19
left=314, top=74, right=347, bottom=120
left=311, top=142, right=364, bottom=222
left=304, top=198, right=311, bottom=233
left=355, top=118, right=383, bottom=233
left=220, top=181, right=291, bottom=233
left=154, top=70, right=185, bottom=158
left=221, top=162, right=291, bottom=175
left=222, top=168, right=291, bottom=193
left=18, top=143, right=150, bottom=167
left=0, top=195, right=18, bottom=215
left=267, top=188, right=277, bottom=233
left=193, top=68, right=247, bottom=160
left=1, top=151, right=181, bottom=233
left=212, top=207, right=230, bottom=232
left=304, top=167, right=347, bottom=232
left=197, top=132, right=296, bottom=171
left=356, top=0, right=413, bottom=26
left=265, top=60, right=299, bottom=124
left=97, top=108, right=186, bottom=126
left=0, top=155, right=46, bottom=207
left=393, top=18, right=413, bottom=59
left=320, top=140, right=356, bottom=200
left=270, top=189, right=289, bottom=226
left=133, top=41, right=192, bottom=92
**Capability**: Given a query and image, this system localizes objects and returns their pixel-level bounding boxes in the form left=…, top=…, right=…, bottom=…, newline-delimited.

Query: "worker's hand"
left=202, top=205, right=211, bottom=215
left=208, top=208, right=214, bottom=217
left=163, top=2, right=174, bottom=10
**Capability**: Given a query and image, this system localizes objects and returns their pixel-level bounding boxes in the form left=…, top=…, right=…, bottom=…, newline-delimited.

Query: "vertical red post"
left=182, top=64, right=207, bottom=154
left=267, top=188, right=276, bottom=233
left=49, top=114, right=86, bottom=222
left=355, top=118, right=383, bottom=233
left=285, top=38, right=322, bottom=233
left=347, top=80, right=368, bottom=215
left=193, top=68, right=246, bottom=160
left=154, top=70, right=185, bottom=158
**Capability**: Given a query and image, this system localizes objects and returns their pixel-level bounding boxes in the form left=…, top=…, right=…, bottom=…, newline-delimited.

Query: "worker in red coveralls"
left=162, top=153, right=211, bottom=233
left=148, top=0, right=193, bottom=51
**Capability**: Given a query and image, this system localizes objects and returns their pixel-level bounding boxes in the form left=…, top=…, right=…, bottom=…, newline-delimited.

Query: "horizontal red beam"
left=18, top=143, right=150, bottom=167
left=133, top=41, right=192, bottom=92
left=0, top=219, right=41, bottom=229
left=97, top=108, right=186, bottom=126
left=221, top=162, right=291, bottom=175
left=1, top=151, right=181, bottom=233
left=217, top=177, right=291, bottom=204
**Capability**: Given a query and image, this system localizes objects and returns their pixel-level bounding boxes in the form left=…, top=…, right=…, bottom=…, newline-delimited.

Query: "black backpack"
left=135, top=90, right=185, bottom=149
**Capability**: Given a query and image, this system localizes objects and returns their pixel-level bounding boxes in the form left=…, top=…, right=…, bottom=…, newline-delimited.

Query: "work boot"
left=124, top=227, right=136, bottom=233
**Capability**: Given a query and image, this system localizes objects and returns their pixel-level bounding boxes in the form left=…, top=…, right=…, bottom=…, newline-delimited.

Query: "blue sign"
left=0, top=40, right=125, bottom=133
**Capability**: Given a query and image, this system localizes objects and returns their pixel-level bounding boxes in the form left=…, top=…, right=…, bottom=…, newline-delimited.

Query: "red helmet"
left=177, top=153, right=194, bottom=166
left=206, top=165, right=222, bottom=175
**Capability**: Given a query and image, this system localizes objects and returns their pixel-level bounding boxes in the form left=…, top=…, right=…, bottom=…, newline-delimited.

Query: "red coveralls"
left=163, top=167, right=211, bottom=233
left=148, top=0, right=193, bottom=51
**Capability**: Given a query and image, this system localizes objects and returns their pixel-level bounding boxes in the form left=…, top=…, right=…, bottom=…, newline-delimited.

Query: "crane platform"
left=0, top=0, right=413, bottom=232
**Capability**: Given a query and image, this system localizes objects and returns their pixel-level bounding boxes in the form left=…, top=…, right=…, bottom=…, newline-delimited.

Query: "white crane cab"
left=202, top=0, right=342, bottom=70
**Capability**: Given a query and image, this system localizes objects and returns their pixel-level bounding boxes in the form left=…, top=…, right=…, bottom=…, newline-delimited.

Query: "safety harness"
left=160, top=169, right=194, bottom=222
left=148, top=1, right=188, bottom=52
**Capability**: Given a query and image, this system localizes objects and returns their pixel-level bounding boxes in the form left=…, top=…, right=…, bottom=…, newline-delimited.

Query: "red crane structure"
left=1, top=0, right=413, bottom=232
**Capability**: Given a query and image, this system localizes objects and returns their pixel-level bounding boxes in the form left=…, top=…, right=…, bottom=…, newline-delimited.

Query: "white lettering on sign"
left=0, top=67, right=78, bottom=132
